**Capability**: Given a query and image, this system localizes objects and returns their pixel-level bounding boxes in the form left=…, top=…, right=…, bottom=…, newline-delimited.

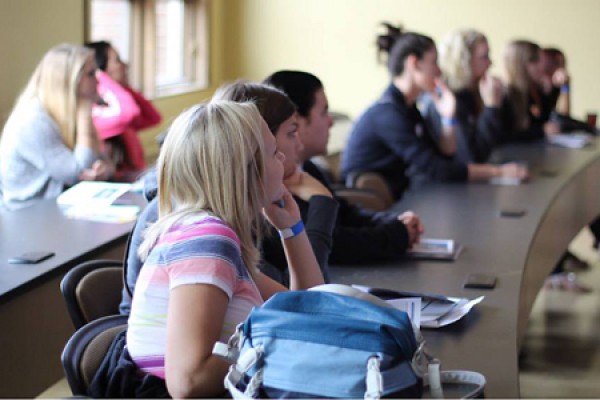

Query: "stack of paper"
left=547, top=133, right=592, bottom=149
left=418, top=296, right=484, bottom=328
left=406, top=238, right=463, bottom=261
left=57, top=181, right=140, bottom=223
left=489, top=176, right=523, bottom=186
left=57, top=181, right=132, bottom=207
left=353, top=285, right=483, bottom=329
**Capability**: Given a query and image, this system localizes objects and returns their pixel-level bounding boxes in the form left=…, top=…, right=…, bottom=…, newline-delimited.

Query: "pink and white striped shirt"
left=126, top=213, right=263, bottom=379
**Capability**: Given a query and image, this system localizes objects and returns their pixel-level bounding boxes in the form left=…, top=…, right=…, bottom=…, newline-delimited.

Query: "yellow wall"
left=2, top=0, right=598, bottom=165
left=226, top=0, right=600, bottom=121
left=0, top=0, right=85, bottom=127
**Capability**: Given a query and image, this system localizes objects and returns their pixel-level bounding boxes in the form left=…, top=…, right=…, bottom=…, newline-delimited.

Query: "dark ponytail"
left=376, top=22, right=404, bottom=63
left=376, top=22, right=435, bottom=78
left=84, top=40, right=111, bottom=71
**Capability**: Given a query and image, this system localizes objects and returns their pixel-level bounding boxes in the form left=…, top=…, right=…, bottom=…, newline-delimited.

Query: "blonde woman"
left=122, top=101, right=324, bottom=397
left=421, top=29, right=504, bottom=163
left=501, top=39, right=561, bottom=142
left=0, top=44, right=112, bottom=210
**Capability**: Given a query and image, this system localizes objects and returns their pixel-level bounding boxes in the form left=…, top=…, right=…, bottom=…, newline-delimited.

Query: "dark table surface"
left=330, top=139, right=600, bottom=397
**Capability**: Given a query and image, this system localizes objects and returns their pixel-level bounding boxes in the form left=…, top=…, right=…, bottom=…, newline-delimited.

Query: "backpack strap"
left=365, top=356, right=383, bottom=400
left=223, top=345, right=264, bottom=400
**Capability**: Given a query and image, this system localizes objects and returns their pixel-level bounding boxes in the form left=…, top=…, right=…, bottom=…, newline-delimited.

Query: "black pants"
left=88, top=330, right=170, bottom=398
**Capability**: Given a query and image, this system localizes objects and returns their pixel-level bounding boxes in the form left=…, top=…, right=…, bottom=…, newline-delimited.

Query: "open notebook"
left=57, top=181, right=139, bottom=223
left=405, top=238, right=463, bottom=261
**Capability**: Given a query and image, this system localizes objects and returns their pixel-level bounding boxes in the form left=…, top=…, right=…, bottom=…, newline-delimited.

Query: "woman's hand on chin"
left=263, top=186, right=302, bottom=231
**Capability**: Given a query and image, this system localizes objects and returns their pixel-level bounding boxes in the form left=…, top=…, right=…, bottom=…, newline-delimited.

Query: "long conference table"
left=0, top=199, right=138, bottom=397
left=330, top=138, right=600, bottom=398
left=0, top=139, right=597, bottom=397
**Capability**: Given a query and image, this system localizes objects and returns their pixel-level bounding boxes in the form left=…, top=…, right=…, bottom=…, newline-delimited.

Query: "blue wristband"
left=560, top=84, right=570, bottom=94
left=441, top=116, right=457, bottom=127
left=278, top=220, right=304, bottom=240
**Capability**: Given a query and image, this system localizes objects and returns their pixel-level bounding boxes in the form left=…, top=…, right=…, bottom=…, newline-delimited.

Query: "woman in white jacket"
left=0, top=43, right=113, bottom=210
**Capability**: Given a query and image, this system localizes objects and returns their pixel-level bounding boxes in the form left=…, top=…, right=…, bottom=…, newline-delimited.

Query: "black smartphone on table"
left=464, top=273, right=497, bottom=289
left=8, top=251, right=55, bottom=264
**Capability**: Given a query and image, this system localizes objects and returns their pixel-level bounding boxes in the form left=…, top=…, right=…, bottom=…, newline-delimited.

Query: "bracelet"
left=560, top=84, right=570, bottom=94
left=278, top=220, right=304, bottom=240
left=441, top=116, right=457, bottom=127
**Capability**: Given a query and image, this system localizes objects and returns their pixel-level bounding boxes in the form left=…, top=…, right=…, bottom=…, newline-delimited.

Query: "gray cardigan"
left=0, top=100, right=97, bottom=210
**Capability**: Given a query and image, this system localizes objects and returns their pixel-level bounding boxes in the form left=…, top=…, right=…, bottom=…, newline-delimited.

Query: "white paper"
left=57, top=181, right=132, bottom=208
left=419, top=296, right=484, bottom=328
left=411, top=238, right=453, bottom=254
left=547, top=133, right=592, bottom=149
left=352, top=285, right=484, bottom=329
left=489, top=176, right=522, bottom=186
left=63, top=204, right=140, bottom=223
left=386, top=297, right=421, bottom=328
left=406, top=238, right=463, bottom=261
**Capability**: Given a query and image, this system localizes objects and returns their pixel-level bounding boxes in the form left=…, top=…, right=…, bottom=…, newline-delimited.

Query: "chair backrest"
left=62, top=314, right=128, bottom=396
left=60, top=259, right=124, bottom=329
left=334, top=188, right=390, bottom=212
left=346, top=172, right=395, bottom=211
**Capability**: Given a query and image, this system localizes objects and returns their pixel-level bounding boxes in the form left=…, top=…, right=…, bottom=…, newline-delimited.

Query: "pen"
left=367, top=287, right=455, bottom=304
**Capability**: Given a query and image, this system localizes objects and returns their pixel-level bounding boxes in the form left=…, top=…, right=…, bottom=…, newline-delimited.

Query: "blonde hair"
left=139, top=100, right=268, bottom=272
left=503, top=40, right=541, bottom=131
left=439, top=29, right=487, bottom=91
left=7, top=44, right=94, bottom=149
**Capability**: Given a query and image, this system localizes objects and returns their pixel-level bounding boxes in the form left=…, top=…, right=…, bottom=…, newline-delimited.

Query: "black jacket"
left=341, top=84, right=468, bottom=200
left=307, top=161, right=410, bottom=264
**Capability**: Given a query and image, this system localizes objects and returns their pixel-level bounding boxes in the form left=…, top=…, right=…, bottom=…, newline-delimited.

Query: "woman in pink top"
left=86, top=41, right=162, bottom=181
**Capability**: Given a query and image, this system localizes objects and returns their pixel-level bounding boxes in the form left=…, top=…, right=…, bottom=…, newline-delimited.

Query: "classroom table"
left=0, top=198, right=140, bottom=397
left=329, top=139, right=600, bottom=398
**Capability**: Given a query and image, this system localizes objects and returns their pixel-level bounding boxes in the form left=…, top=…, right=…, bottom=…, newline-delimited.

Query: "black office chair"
left=61, top=314, right=128, bottom=396
left=60, top=259, right=124, bottom=329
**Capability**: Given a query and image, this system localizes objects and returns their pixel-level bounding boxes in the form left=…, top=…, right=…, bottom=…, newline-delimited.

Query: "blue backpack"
left=214, top=288, right=426, bottom=399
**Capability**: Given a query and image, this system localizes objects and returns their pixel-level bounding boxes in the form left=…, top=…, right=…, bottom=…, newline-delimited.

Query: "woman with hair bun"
left=341, top=23, right=527, bottom=199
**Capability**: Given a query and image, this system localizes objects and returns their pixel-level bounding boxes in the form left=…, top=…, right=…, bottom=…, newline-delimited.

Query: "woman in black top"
left=265, top=70, right=424, bottom=265
left=421, top=29, right=504, bottom=163
left=501, top=40, right=562, bottom=143
left=213, top=80, right=339, bottom=284
left=341, top=23, right=527, bottom=200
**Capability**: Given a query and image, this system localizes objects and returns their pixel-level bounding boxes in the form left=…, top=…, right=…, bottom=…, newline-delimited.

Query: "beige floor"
left=520, top=227, right=600, bottom=398
left=36, top=378, right=70, bottom=398
left=38, top=228, right=600, bottom=399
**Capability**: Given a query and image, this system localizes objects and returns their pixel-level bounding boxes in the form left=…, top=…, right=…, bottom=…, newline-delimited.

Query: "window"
left=87, top=0, right=209, bottom=98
